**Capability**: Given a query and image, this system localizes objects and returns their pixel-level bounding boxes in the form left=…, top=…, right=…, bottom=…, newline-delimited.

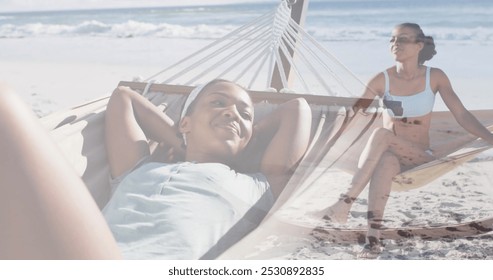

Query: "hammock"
left=41, top=83, right=493, bottom=259
left=41, top=0, right=493, bottom=259
left=40, top=83, right=370, bottom=208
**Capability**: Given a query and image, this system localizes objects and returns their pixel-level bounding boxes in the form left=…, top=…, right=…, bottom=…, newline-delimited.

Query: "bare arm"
left=435, top=68, right=493, bottom=144
left=105, top=86, right=184, bottom=178
left=353, top=72, right=384, bottom=112
left=255, top=98, right=312, bottom=198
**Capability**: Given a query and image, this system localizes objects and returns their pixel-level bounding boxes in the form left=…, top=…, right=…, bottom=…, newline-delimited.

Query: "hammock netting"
left=42, top=0, right=493, bottom=259
left=144, top=0, right=366, bottom=97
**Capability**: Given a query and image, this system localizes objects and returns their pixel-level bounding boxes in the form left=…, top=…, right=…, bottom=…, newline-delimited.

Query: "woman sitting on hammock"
left=319, top=22, right=493, bottom=258
left=0, top=79, right=312, bottom=259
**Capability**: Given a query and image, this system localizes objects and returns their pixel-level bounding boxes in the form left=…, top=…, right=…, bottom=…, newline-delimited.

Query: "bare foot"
left=357, top=235, right=383, bottom=259
left=312, top=198, right=353, bottom=224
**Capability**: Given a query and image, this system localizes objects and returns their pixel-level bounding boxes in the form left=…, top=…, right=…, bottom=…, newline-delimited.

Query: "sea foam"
left=0, top=20, right=237, bottom=39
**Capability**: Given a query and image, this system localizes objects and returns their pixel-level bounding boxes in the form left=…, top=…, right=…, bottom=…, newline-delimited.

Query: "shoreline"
left=1, top=37, right=492, bottom=116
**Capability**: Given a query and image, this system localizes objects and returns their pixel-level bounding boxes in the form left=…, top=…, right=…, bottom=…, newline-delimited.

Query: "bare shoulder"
left=429, top=67, right=450, bottom=81
left=429, top=66, right=447, bottom=76
left=429, top=67, right=452, bottom=92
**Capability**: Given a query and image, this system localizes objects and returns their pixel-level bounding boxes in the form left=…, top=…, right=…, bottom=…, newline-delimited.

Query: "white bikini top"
left=382, top=66, right=436, bottom=118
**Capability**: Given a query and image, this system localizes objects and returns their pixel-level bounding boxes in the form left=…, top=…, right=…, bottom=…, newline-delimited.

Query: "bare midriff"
left=383, top=112, right=432, bottom=149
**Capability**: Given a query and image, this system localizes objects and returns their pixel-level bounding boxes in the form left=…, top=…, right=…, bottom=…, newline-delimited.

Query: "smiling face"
left=179, top=81, right=254, bottom=164
left=389, top=26, right=424, bottom=63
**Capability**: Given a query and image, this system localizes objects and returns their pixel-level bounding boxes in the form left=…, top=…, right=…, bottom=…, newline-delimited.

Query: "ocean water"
left=1, top=0, right=492, bottom=111
left=1, top=0, right=492, bottom=44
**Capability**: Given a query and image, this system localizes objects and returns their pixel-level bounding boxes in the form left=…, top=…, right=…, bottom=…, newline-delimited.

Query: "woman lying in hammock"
left=318, top=23, right=493, bottom=259
left=0, top=79, right=312, bottom=259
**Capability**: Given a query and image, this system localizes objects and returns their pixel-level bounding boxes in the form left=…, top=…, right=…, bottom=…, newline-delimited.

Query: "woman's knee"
left=367, top=127, right=394, bottom=148
left=368, top=127, right=394, bottom=147
left=371, top=127, right=394, bottom=141
left=378, top=151, right=401, bottom=174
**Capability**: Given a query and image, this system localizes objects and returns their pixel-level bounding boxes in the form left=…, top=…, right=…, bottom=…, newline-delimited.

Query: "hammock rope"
left=163, top=18, right=274, bottom=84
left=192, top=33, right=273, bottom=85
left=144, top=9, right=276, bottom=82
left=144, top=0, right=367, bottom=97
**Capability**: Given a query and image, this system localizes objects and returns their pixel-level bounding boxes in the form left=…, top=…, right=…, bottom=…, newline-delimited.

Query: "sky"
left=0, top=0, right=280, bottom=12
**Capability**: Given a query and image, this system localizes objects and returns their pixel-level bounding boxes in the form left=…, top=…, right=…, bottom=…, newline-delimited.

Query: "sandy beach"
left=257, top=157, right=493, bottom=260
left=0, top=37, right=213, bottom=116
left=2, top=14, right=493, bottom=261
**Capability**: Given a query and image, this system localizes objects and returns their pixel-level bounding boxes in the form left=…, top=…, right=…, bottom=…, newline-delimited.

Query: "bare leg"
left=358, top=151, right=400, bottom=259
left=0, top=85, right=121, bottom=259
left=321, top=128, right=395, bottom=223
left=320, top=127, right=434, bottom=224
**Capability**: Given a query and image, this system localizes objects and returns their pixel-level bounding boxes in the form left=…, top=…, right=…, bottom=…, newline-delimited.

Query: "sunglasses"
left=389, top=36, right=420, bottom=44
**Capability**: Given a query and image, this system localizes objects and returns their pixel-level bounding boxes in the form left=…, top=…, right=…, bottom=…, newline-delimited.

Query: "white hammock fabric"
left=144, top=0, right=366, bottom=97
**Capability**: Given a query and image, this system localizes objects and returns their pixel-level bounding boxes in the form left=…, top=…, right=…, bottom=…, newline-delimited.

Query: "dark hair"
left=396, top=23, right=437, bottom=65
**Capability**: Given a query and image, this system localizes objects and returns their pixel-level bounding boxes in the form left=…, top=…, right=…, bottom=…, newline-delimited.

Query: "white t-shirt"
left=103, top=161, right=273, bottom=259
